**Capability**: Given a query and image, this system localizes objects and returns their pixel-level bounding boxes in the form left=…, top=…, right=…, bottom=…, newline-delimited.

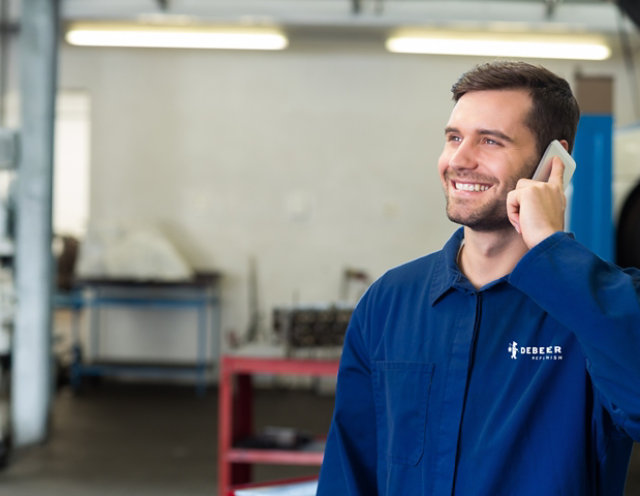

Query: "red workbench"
left=217, top=355, right=339, bottom=496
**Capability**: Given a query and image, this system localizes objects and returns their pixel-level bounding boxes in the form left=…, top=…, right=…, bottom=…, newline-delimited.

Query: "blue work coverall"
left=317, top=229, right=640, bottom=495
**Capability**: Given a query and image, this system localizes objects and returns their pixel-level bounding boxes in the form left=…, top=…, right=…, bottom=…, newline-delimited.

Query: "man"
left=316, top=61, right=640, bottom=495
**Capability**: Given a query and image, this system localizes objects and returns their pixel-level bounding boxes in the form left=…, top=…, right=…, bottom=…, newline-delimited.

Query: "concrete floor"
left=0, top=382, right=332, bottom=496
left=1, top=381, right=639, bottom=495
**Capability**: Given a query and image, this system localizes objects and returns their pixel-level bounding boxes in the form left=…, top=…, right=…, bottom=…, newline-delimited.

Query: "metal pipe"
left=0, top=0, right=9, bottom=125
left=12, top=0, right=59, bottom=446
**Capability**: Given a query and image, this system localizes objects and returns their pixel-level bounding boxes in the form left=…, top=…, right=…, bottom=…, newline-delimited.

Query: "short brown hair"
left=451, top=61, right=580, bottom=157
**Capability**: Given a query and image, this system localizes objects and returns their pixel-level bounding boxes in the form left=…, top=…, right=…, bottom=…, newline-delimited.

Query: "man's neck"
left=457, top=226, right=529, bottom=290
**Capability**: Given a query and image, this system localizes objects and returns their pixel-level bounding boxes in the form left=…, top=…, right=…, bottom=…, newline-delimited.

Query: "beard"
left=444, top=158, right=537, bottom=232
left=446, top=194, right=513, bottom=231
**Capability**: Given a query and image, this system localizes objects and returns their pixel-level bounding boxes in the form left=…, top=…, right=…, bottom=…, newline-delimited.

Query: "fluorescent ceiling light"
left=386, top=31, right=611, bottom=61
left=65, top=23, right=288, bottom=51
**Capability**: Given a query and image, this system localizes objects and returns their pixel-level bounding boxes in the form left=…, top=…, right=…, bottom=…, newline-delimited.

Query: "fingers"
left=547, top=157, right=565, bottom=188
left=508, top=167, right=566, bottom=248
left=506, top=189, right=521, bottom=234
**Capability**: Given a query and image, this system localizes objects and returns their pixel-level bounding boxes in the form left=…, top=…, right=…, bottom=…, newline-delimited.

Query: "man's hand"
left=506, top=157, right=567, bottom=249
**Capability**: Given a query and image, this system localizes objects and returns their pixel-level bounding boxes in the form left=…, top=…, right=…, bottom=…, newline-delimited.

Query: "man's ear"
left=559, top=139, right=570, bottom=152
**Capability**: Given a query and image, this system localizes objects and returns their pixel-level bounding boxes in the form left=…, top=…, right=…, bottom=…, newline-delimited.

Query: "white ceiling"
left=2, top=0, right=636, bottom=38
left=51, top=0, right=636, bottom=35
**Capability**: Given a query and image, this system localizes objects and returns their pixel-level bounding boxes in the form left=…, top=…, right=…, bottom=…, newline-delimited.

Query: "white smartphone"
left=531, top=139, right=576, bottom=190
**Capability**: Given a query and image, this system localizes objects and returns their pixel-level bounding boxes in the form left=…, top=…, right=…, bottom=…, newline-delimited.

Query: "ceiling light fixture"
left=65, top=23, right=289, bottom=51
left=386, top=31, right=611, bottom=61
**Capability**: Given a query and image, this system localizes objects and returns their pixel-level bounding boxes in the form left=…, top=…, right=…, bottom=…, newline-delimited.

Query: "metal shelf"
left=59, top=275, right=221, bottom=395
left=227, top=447, right=325, bottom=465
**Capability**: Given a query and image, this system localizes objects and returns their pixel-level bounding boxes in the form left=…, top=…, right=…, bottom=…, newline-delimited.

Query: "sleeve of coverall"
left=316, top=307, right=378, bottom=495
left=509, top=232, right=640, bottom=441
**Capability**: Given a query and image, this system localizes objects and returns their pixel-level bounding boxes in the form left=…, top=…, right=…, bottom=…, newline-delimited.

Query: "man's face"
left=437, top=89, right=539, bottom=231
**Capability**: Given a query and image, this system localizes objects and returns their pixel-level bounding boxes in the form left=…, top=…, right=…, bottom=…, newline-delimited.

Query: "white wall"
left=55, top=37, right=639, bottom=359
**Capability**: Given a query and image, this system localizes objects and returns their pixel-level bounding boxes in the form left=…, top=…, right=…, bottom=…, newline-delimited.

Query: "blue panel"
left=569, top=114, right=614, bottom=262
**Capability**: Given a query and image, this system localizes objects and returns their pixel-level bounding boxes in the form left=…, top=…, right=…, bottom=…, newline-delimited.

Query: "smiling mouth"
left=453, top=181, right=491, bottom=192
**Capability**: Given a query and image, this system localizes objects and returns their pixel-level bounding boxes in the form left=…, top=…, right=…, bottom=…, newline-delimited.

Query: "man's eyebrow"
left=443, top=126, right=514, bottom=143
left=478, top=129, right=514, bottom=143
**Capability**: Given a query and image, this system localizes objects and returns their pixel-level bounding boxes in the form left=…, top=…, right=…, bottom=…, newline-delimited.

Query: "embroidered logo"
left=508, top=341, right=563, bottom=361
left=508, top=341, right=519, bottom=359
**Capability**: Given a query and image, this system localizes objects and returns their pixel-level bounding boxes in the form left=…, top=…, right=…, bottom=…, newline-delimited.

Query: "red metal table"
left=218, top=355, right=339, bottom=496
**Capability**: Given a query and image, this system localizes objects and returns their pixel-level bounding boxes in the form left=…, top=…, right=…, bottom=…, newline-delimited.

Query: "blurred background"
left=0, top=0, right=639, bottom=494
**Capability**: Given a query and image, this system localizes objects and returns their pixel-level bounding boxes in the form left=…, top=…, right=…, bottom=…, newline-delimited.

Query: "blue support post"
left=569, top=114, right=614, bottom=262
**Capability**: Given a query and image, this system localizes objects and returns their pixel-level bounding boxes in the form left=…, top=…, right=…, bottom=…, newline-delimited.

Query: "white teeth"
left=455, top=182, right=489, bottom=192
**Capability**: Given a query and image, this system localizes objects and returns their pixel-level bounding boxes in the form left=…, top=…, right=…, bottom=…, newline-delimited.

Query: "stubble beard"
left=444, top=159, right=536, bottom=232
left=446, top=195, right=513, bottom=231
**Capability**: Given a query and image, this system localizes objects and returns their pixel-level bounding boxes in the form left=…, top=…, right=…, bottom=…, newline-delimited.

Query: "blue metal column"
left=569, top=114, right=614, bottom=262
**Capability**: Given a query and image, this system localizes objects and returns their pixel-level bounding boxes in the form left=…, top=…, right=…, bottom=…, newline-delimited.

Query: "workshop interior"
left=0, top=0, right=640, bottom=494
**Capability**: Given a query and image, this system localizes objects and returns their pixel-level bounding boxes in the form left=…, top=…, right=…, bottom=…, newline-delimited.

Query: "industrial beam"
left=12, top=0, right=59, bottom=446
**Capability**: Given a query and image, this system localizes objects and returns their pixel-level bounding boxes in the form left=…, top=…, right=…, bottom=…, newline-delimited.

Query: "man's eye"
left=447, top=135, right=462, bottom=143
left=483, top=137, right=500, bottom=146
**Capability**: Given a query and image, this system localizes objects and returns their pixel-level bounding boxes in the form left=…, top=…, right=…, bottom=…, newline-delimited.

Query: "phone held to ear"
left=531, top=139, right=576, bottom=190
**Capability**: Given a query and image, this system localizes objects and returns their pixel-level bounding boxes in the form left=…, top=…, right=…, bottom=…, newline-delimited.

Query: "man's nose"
left=449, top=141, right=477, bottom=170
